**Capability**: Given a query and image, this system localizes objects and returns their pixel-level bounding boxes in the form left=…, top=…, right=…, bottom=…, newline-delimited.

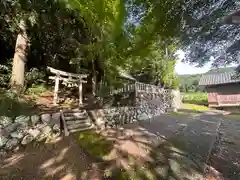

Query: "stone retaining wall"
left=90, top=104, right=167, bottom=129
left=0, top=113, right=61, bottom=153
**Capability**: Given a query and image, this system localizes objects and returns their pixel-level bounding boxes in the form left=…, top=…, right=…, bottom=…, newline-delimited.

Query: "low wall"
left=0, top=113, right=61, bottom=153
left=89, top=104, right=167, bottom=129
left=90, top=89, right=177, bottom=128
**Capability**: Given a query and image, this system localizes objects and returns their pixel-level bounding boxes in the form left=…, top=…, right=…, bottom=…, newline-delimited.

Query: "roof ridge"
left=204, top=71, right=234, bottom=76
left=199, top=71, right=239, bottom=86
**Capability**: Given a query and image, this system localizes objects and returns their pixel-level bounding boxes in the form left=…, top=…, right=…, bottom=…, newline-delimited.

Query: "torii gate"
left=47, top=67, right=88, bottom=107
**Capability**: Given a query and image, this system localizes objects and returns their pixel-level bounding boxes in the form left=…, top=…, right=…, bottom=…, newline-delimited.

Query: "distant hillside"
left=206, top=67, right=235, bottom=74
left=179, top=66, right=237, bottom=92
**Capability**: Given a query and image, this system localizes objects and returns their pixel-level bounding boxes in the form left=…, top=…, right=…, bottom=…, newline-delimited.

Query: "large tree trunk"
left=11, top=20, right=29, bottom=92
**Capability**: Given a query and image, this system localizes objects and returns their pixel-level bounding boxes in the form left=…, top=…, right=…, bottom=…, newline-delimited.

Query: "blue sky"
left=175, top=50, right=211, bottom=75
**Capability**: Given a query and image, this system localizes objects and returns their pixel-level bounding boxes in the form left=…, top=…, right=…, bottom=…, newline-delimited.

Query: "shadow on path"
left=1, top=112, right=238, bottom=179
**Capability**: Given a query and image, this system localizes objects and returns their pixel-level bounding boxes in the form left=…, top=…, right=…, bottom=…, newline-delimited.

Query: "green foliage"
left=26, top=84, right=48, bottom=96
left=170, top=76, right=180, bottom=89
left=182, top=92, right=208, bottom=106
left=180, top=1, right=239, bottom=66
left=129, top=43, right=180, bottom=89
left=179, top=74, right=202, bottom=93
left=2, top=0, right=233, bottom=91
left=77, top=131, right=113, bottom=158
left=2, top=0, right=182, bottom=89
left=25, top=68, right=46, bottom=86
left=62, top=0, right=185, bottom=85
left=1, top=0, right=91, bottom=70
left=0, top=89, right=34, bottom=117
left=0, top=61, right=12, bottom=87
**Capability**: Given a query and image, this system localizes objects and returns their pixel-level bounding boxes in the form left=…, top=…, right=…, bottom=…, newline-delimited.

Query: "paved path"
left=211, top=115, right=240, bottom=179
left=139, top=113, right=221, bottom=162
left=138, top=112, right=240, bottom=179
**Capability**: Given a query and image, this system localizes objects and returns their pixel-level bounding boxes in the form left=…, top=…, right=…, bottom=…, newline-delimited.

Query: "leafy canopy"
left=3, top=0, right=235, bottom=88
left=180, top=0, right=240, bottom=66
left=62, top=0, right=184, bottom=85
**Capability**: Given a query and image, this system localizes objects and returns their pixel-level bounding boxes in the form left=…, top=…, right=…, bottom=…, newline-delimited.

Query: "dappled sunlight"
left=181, top=103, right=209, bottom=112
left=1, top=153, right=25, bottom=168
left=95, top=123, right=206, bottom=179
left=1, top=111, right=239, bottom=179
left=0, top=136, right=97, bottom=180
left=60, top=174, right=76, bottom=180
left=44, top=164, right=66, bottom=177
left=40, top=158, right=56, bottom=169
left=55, top=147, right=70, bottom=162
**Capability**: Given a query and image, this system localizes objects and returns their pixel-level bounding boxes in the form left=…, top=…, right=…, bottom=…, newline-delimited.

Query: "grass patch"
left=0, top=88, right=35, bottom=117
left=77, top=130, right=113, bottom=158
left=181, top=103, right=209, bottom=112
left=26, top=84, right=48, bottom=96
left=182, top=92, right=208, bottom=106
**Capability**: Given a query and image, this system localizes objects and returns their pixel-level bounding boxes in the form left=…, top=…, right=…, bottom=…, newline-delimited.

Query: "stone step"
left=63, top=109, right=85, bottom=113
left=66, top=119, right=90, bottom=125
left=64, top=116, right=88, bottom=121
left=67, top=122, right=92, bottom=130
left=64, top=112, right=87, bottom=117
left=68, top=125, right=95, bottom=133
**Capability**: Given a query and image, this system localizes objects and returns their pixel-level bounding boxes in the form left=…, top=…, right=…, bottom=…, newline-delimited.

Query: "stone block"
left=0, top=116, right=13, bottom=127
left=5, top=138, right=19, bottom=150
left=15, top=115, right=30, bottom=126
left=41, top=114, right=51, bottom=124
left=31, top=115, right=40, bottom=126
left=0, top=135, right=8, bottom=148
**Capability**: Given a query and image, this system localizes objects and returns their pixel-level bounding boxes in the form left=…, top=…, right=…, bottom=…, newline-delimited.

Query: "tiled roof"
left=199, top=71, right=240, bottom=86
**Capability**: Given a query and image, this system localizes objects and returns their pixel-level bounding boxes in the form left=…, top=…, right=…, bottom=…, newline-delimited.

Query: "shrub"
left=182, top=92, right=208, bottom=106
left=25, top=68, right=46, bottom=86
left=26, top=84, right=48, bottom=96
left=0, top=62, right=11, bottom=87
left=0, top=89, right=34, bottom=117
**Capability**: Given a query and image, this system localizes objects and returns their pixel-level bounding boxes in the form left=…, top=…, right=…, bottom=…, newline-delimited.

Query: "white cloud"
left=175, top=50, right=211, bottom=75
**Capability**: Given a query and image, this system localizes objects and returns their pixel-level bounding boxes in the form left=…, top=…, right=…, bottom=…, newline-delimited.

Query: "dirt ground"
left=0, top=136, right=101, bottom=180
left=0, top=125, right=205, bottom=180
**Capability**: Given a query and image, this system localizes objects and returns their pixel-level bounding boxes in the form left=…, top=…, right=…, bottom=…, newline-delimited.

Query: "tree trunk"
left=11, top=20, right=29, bottom=92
